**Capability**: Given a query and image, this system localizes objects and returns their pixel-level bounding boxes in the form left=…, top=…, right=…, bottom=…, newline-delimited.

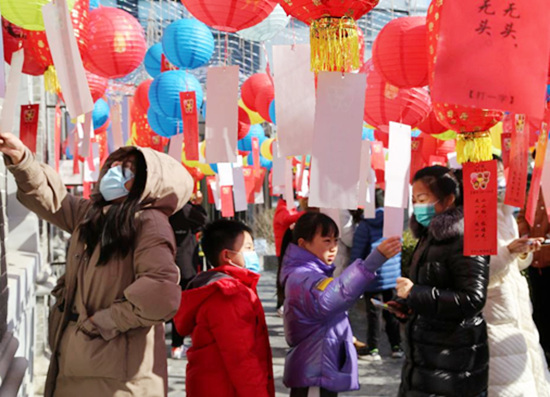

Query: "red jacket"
left=273, top=199, right=302, bottom=256
left=174, top=265, right=275, bottom=397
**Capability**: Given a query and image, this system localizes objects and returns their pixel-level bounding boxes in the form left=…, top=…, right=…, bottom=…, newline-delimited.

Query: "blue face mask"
left=229, top=250, right=261, bottom=273
left=99, top=165, right=135, bottom=202
left=413, top=203, right=437, bottom=227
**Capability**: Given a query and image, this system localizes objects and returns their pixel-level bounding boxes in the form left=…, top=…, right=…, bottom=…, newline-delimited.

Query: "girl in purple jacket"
left=281, top=212, right=401, bottom=397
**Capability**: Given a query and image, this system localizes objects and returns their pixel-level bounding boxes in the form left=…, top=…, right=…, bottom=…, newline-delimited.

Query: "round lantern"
left=247, top=152, right=272, bottom=171
left=418, top=108, right=448, bottom=136
left=237, top=4, right=290, bottom=42
left=131, top=108, right=169, bottom=151
left=239, top=99, right=264, bottom=125
left=149, top=70, right=203, bottom=119
left=427, top=0, right=503, bottom=163
left=260, top=138, right=275, bottom=160
left=181, top=0, right=276, bottom=33
left=83, top=7, right=147, bottom=79
left=147, top=108, right=182, bottom=138
left=144, top=43, right=164, bottom=78
left=362, top=60, right=431, bottom=133
left=86, top=70, right=109, bottom=102
left=92, top=98, right=110, bottom=130
left=278, top=0, right=378, bottom=72
left=0, top=0, right=76, bottom=31
left=162, top=18, right=214, bottom=70
left=238, top=125, right=266, bottom=152
left=241, top=73, right=272, bottom=112
left=2, top=19, right=46, bottom=76
left=134, top=79, right=153, bottom=113
left=269, top=100, right=276, bottom=125
left=372, top=16, right=428, bottom=88
left=362, top=126, right=375, bottom=141
left=254, top=85, right=274, bottom=122
left=238, top=107, right=251, bottom=140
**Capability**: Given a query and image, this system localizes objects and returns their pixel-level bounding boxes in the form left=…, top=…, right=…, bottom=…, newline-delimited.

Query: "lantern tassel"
left=44, top=65, right=61, bottom=94
left=310, top=17, right=360, bottom=73
left=456, top=131, right=493, bottom=164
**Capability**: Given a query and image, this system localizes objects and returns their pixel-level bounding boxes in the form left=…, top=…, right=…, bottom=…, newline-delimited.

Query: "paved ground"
left=166, top=270, right=403, bottom=396
left=34, top=270, right=403, bottom=396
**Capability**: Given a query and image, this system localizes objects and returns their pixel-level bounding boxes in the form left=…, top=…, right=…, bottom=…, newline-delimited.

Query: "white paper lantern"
left=237, top=5, right=290, bottom=42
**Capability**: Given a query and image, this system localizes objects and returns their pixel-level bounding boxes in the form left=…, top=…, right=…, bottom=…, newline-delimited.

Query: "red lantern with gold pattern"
left=427, top=0, right=503, bottom=163
left=131, top=105, right=168, bottom=151
left=83, top=7, right=147, bottom=79
left=418, top=108, right=448, bottom=135
left=2, top=18, right=46, bottom=76
left=133, top=79, right=153, bottom=113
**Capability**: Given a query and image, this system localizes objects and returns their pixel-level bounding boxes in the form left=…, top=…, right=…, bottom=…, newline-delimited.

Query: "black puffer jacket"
left=399, top=207, right=489, bottom=397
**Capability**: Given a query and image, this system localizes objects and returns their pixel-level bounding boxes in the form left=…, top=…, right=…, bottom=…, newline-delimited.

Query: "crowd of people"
left=1, top=131, right=550, bottom=396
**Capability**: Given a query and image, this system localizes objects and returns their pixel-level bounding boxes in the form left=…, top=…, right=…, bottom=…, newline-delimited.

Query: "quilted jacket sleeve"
left=407, top=247, right=489, bottom=320
left=6, top=149, right=90, bottom=233
left=91, top=211, right=181, bottom=340
left=350, top=220, right=371, bottom=263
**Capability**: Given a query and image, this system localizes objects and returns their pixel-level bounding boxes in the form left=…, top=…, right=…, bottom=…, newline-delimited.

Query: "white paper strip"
left=232, top=166, right=248, bottom=212
left=309, top=72, right=366, bottom=209
left=383, top=206, right=404, bottom=238
left=83, top=143, right=100, bottom=182
left=364, top=172, right=376, bottom=219
left=271, top=143, right=286, bottom=187
left=254, top=187, right=264, bottom=205
left=284, top=157, right=295, bottom=210
left=79, top=111, right=93, bottom=157
left=357, top=141, right=372, bottom=207
left=0, top=12, right=6, bottom=99
left=43, top=0, right=93, bottom=118
left=0, top=49, right=23, bottom=133
left=217, top=163, right=234, bottom=186
left=273, top=45, right=316, bottom=156
left=111, top=103, right=124, bottom=150
left=205, top=65, right=239, bottom=163
left=211, top=176, right=222, bottom=211
left=59, top=159, right=83, bottom=185
left=168, top=133, right=184, bottom=161
left=385, top=122, right=411, bottom=209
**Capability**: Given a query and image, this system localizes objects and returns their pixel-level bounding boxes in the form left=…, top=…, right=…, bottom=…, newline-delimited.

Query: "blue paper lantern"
left=144, top=43, right=164, bottom=78
left=238, top=124, right=266, bottom=152
left=210, top=163, right=219, bottom=173
left=162, top=19, right=215, bottom=70
left=149, top=70, right=203, bottom=119
left=269, top=100, right=276, bottom=125
left=89, top=0, right=99, bottom=10
left=362, top=126, right=375, bottom=141
left=411, top=129, right=421, bottom=138
left=147, top=108, right=183, bottom=138
left=92, top=98, right=109, bottom=130
left=247, top=152, right=273, bottom=171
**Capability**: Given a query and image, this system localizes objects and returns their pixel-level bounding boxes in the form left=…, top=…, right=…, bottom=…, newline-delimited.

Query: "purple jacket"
left=280, top=243, right=387, bottom=392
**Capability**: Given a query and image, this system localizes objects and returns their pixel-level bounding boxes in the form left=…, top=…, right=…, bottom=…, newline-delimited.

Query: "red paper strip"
left=242, top=166, right=256, bottom=204
left=525, top=119, right=549, bottom=226
left=252, top=137, right=260, bottom=171
left=180, top=91, right=199, bottom=161
left=73, top=129, right=80, bottom=175
left=254, top=168, right=266, bottom=194
left=83, top=181, right=91, bottom=199
left=463, top=160, right=498, bottom=256
left=504, top=115, right=529, bottom=207
left=206, top=176, right=216, bottom=204
left=371, top=141, right=385, bottom=171
left=220, top=185, right=235, bottom=218
left=54, top=103, right=62, bottom=172
left=161, top=54, right=177, bottom=72
left=19, top=104, right=39, bottom=153
left=432, top=0, right=550, bottom=118
left=500, top=132, right=512, bottom=169
left=86, top=142, right=95, bottom=172
left=410, top=137, right=424, bottom=183
left=296, top=156, right=307, bottom=192
left=429, top=155, right=447, bottom=166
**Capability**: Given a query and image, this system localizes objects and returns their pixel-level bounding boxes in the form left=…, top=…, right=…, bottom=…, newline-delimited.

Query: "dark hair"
left=492, top=154, right=503, bottom=163
left=413, top=165, right=463, bottom=207
left=201, top=220, right=253, bottom=267
left=292, top=212, right=339, bottom=244
left=375, top=188, right=385, bottom=209
left=79, top=150, right=147, bottom=265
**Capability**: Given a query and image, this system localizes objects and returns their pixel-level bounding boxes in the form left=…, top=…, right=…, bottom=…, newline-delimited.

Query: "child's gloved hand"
left=377, top=236, right=402, bottom=259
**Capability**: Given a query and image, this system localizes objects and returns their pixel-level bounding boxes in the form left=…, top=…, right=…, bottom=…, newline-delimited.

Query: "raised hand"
left=0, top=133, right=26, bottom=165
left=377, top=236, right=402, bottom=259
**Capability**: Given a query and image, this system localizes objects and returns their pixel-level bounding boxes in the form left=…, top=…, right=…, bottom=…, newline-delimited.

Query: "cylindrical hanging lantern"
left=181, top=0, right=276, bottom=33
left=92, top=98, right=110, bottom=130
left=237, top=4, right=290, bottom=42
left=241, top=73, right=272, bottom=112
left=254, top=85, right=274, bottom=123
left=144, top=43, right=164, bottom=78
left=131, top=107, right=169, bottom=151
left=372, top=16, right=428, bottom=88
left=147, top=107, right=182, bottom=138
left=269, top=100, right=276, bottom=125
left=134, top=79, right=153, bottom=113
left=83, top=7, right=147, bottom=79
left=427, top=0, right=503, bottom=163
left=418, top=108, right=448, bottom=136
left=0, top=0, right=76, bottom=31
left=363, top=60, right=431, bottom=133
left=149, top=70, right=203, bottom=119
left=2, top=19, right=46, bottom=76
left=238, top=107, right=251, bottom=140
left=278, top=0, right=378, bottom=73
left=162, top=18, right=214, bottom=70
left=86, top=71, right=108, bottom=102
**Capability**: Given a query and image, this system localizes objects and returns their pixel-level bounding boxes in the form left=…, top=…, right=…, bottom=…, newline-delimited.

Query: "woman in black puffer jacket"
left=395, top=166, right=489, bottom=397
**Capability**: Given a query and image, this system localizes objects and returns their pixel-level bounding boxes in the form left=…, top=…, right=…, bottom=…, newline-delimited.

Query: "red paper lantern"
left=2, top=19, right=46, bottom=76
left=279, top=0, right=378, bottom=24
left=362, top=60, right=431, bottom=133
left=420, top=132, right=456, bottom=163
left=372, top=16, right=428, bottom=88
left=418, top=108, right=448, bottom=135
left=254, top=85, right=274, bottom=122
left=84, top=7, right=147, bottom=79
left=241, top=73, right=273, bottom=112
left=131, top=106, right=168, bottom=151
left=181, top=0, right=276, bottom=33
left=134, top=79, right=153, bottom=113
left=238, top=107, right=251, bottom=140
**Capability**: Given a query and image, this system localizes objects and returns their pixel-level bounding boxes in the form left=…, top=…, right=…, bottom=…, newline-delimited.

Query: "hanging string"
left=224, top=33, right=229, bottom=66
left=291, top=17, right=296, bottom=50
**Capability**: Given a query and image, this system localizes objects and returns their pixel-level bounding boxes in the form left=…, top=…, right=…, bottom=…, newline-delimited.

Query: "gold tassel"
left=456, top=131, right=493, bottom=164
left=44, top=65, right=61, bottom=94
left=310, top=17, right=360, bottom=73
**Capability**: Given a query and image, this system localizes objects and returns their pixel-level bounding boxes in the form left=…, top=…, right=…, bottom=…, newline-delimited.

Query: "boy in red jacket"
left=174, top=220, right=275, bottom=397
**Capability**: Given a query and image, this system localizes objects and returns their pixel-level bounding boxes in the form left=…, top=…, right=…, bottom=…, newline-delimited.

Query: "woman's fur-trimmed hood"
left=410, top=206, right=464, bottom=241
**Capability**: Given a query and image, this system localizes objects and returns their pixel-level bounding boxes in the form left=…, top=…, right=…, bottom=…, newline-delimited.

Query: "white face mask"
left=99, top=165, right=135, bottom=202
